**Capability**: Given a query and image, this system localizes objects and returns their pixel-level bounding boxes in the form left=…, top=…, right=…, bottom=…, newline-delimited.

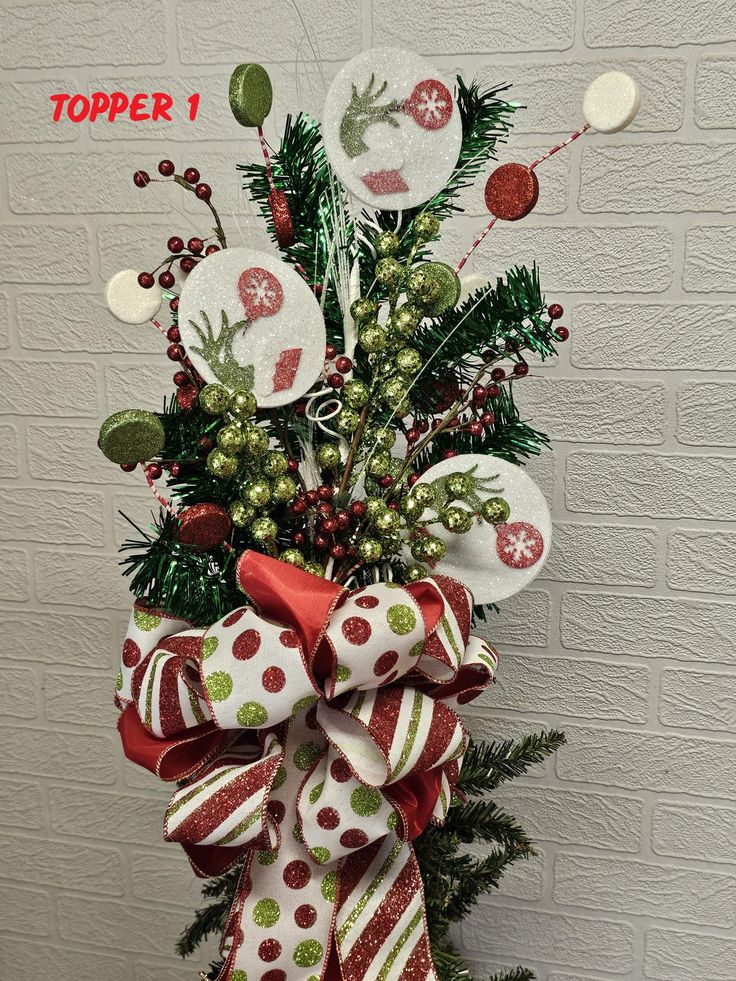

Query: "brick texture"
left=2, top=3, right=735, bottom=980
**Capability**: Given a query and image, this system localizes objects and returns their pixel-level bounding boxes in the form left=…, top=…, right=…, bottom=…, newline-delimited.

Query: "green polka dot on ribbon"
left=294, top=939, right=324, bottom=967
left=232, top=971, right=248, bottom=981
left=236, top=701, right=268, bottom=726
left=293, top=741, right=321, bottom=771
left=205, top=671, right=233, bottom=702
left=292, top=694, right=319, bottom=715
left=386, top=603, right=417, bottom=635
left=133, top=608, right=162, bottom=631
left=351, top=785, right=382, bottom=816
left=312, top=846, right=330, bottom=865
left=116, top=670, right=123, bottom=691
left=335, top=664, right=352, bottom=682
left=273, top=765, right=287, bottom=790
left=321, top=871, right=337, bottom=902
left=253, top=898, right=280, bottom=927
left=201, top=636, right=219, bottom=659
left=309, top=781, right=324, bottom=804
left=257, top=849, right=278, bottom=865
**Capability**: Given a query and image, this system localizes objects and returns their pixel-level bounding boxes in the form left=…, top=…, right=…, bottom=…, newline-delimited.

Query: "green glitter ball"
left=406, top=267, right=433, bottom=300
left=411, top=483, right=436, bottom=507
left=229, top=500, right=255, bottom=527
left=481, top=496, right=511, bottom=525
left=359, top=323, right=386, bottom=353
left=229, top=63, right=273, bottom=128
left=375, top=230, right=400, bottom=256
left=405, top=563, right=428, bottom=582
left=262, top=450, right=288, bottom=478
left=280, top=548, right=305, bottom=568
left=401, top=494, right=425, bottom=523
left=374, top=427, right=396, bottom=450
left=380, top=531, right=402, bottom=556
left=446, top=471, right=474, bottom=500
left=271, top=475, right=297, bottom=503
left=413, top=213, right=441, bottom=242
left=375, top=257, right=403, bottom=287
left=374, top=508, right=400, bottom=533
left=357, top=537, right=382, bottom=562
left=304, top=561, right=325, bottom=577
left=380, top=376, right=410, bottom=411
left=390, top=304, right=422, bottom=338
left=395, top=347, right=422, bottom=375
left=343, top=379, right=370, bottom=409
left=207, top=448, right=239, bottom=479
left=251, top=516, right=278, bottom=541
left=243, top=426, right=269, bottom=457
left=364, top=497, right=384, bottom=518
left=423, top=535, right=447, bottom=561
left=317, top=444, right=341, bottom=470
left=335, top=408, right=361, bottom=435
left=419, top=262, right=462, bottom=318
left=199, top=383, right=230, bottom=416
left=244, top=480, right=271, bottom=508
left=229, top=388, right=257, bottom=419
left=217, top=423, right=245, bottom=456
left=99, top=409, right=165, bottom=466
left=350, top=297, right=378, bottom=323
left=441, top=505, right=474, bottom=534
left=366, top=450, right=392, bottom=478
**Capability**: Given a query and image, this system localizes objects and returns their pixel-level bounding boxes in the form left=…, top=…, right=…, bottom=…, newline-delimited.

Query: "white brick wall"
left=0, top=2, right=734, bottom=979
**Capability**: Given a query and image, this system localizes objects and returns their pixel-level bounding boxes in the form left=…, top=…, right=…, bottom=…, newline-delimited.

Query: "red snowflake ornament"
left=238, top=266, right=284, bottom=321
left=406, top=79, right=453, bottom=130
left=496, top=521, right=545, bottom=569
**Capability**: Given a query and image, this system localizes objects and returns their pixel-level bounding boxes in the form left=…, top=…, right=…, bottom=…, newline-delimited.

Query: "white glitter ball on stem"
left=178, top=247, right=326, bottom=408
left=322, top=47, right=462, bottom=210
left=583, top=71, right=641, bottom=134
left=105, top=269, right=162, bottom=324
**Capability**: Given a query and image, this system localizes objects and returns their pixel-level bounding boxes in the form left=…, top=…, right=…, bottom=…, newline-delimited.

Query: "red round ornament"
left=137, top=272, right=155, bottom=289
left=133, top=170, right=150, bottom=188
left=187, top=237, right=204, bottom=255
left=158, top=159, right=175, bottom=176
left=484, top=163, right=539, bottom=222
left=556, top=325, right=570, bottom=341
left=194, top=182, right=212, bottom=201
left=167, top=235, right=184, bottom=254
left=158, top=270, right=175, bottom=289
left=405, top=79, right=453, bottom=130
left=177, top=503, right=232, bottom=551
left=496, top=520, right=544, bottom=569
left=183, top=167, right=200, bottom=185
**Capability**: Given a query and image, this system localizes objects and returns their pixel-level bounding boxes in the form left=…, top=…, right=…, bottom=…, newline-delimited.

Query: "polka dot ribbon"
left=115, top=552, right=499, bottom=980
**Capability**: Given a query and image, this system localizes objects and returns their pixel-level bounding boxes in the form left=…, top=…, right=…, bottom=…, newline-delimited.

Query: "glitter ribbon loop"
left=116, top=551, right=498, bottom=980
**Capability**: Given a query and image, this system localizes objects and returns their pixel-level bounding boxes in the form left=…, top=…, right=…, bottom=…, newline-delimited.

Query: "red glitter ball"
left=187, top=237, right=204, bottom=255
left=408, top=473, right=420, bottom=486
left=133, top=170, right=150, bottom=188
left=330, top=757, right=352, bottom=783
left=328, top=372, right=344, bottom=389
left=205, top=244, right=220, bottom=255
left=481, top=412, right=495, bottom=427
left=468, top=421, right=483, bottom=436
left=491, top=367, right=505, bottom=381
left=379, top=475, right=394, bottom=488
left=167, top=326, right=181, bottom=342
left=258, top=939, right=282, bottom=963
left=443, top=449, right=458, bottom=459
left=317, top=807, right=340, bottom=830
left=262, top=666, right=286, bottom=692
left=374, top=650, right=399, bottom=675
left=233, top=628, right=261, bottom=660
left=485, top=163, right=539, bottom=221
left=330, top=544, right=346, bottom=559
left=349, top=500, right=367, bottom=518
left=514, top=362, right=529, bottom=377
left=335, top=355, right=352, bottom=373
left=294, top=905, right=317, bottom=930
left=183, top=167, right=200, bottom=185
left=318, top=484, right=334, bottom=500
left=556, top=326, right=570, bottom=341
left=137, top=272, right=155, bottom=289
left=177, top=503, right=231, bottom=551
left=158, top=159, right=175, bottom=176
left=340, top=828, right=369, bottom=849
left=122, top=638, right=142, bottom=668
left=167, top=236, right=184, bottom=254
left=283, top=859, right=311, bottom=889
left=177, top=383, right=198, bottom=412
left=548, top=303, right=564, bottom=320
left=269, top=188, right=295, bottom=248
left=180, top=256, right=197, bottom=273
left=496, top=521, right=544, bottom=569
left=407, top=428, right=419, bottom=444
left=194, top=182, right=212, bottom=200
left=341, top=616, right=371, bottom=645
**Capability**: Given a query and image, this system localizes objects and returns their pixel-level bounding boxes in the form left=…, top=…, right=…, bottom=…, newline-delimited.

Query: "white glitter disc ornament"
left=408, top=453, right=552, bottom=604
left=583, top=71, right=641, bottom=134
left=178, top=248, right=326, bottom=408
left=458, top=273, right=492, bottom=306
left=105, top=269, right=162, bottom=324
left=322, top=47, right=462, bottom=210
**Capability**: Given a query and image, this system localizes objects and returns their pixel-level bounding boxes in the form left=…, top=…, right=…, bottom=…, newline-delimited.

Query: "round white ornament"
left=322, top=47, right=462, bottom=210
left=458, top=273, right=492, bottom=307
left=105, top=269, right=162, bottom=324
left=583, top=71, right=640, bottom=134
left=410, top=453, right=552, bottom=604
left=178, top=248, right=326, bottom=408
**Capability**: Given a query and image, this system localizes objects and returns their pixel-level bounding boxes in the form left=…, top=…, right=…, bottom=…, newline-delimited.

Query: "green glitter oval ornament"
left=229, top=63, right=273, bottom=128
left=98, top=409, right=165, bottom=466
left=420, top=262, right=462, bottom=318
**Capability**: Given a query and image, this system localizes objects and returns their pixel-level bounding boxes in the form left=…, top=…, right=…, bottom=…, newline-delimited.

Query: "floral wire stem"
left=172, top=174, right=228, bottom=249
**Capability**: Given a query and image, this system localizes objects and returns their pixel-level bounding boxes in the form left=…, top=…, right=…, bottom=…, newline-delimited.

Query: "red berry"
left=167, top=236, right=184, bottom=254
left=198, top=436, right=214, bottom=453
left=488, top=384, right=501, bottom=398
left=158, top=270, right=175, bottom=289
left=335, top=356, right=352, bottom=373
left=331, top=544, right=346, bottom=559
left=292, top=499, right=307, bottom=515
left=305, top=490, right=319, bottom=506
left=183, top=167, right=200, bottom=184
left=195, top=183, right=212, bottom=200
left=325, top=343, right=337, bottom=359
left=491, top=367, right=505, bottom=381
left=167, top=343, right=184, bottom=361
left=169, top=297, right=179, bottom=312
left=514, top=362, right=529, bottom=377
left=468, top=421, right=483, bottom=436
left=180, top=256, right=197, bottom=273
left=548, top=303, right=564, bottom=320
left=481, top=412, right=495, bottom=427
left=188, top=237, right=204, bottom=255
left=418, top=419, right=429, bottom=434
left=170, top=463, right=181, bottom=477
left=293, top=531, right=306, bottom=546
left=328, top=372, right=344, bottom=389
left=133, top=170, right=150, bottom=188
left=350, top=501, right=367, bottom=518
left=167, top=326, right=181, bottom=342
left=347, top=545, right=357, bottom=558
left=431, top=418, right=442, bottom=431
left=173, top=370, right=188, bottom=387
left=146, top=462, right=163, bottom=480
left=472, top=385, right=487, bottom=405
left=336, top=510, right=350, bottom=529
left=137, top=272, right=155, bottom=289
left=379, top=475, right=394, bottom=488
left=318, top=484, right=333, bottom=500
left=287, top=458, right=299, bottom=473
left=407, top=428, right=419, bottom=443
left=120, top=461, right=137, bottom=472
left=408, top=473, right=420, bottom=486
left=294, top=400, right=307, bottom=417
left=448, top=416, right=460, bottom=428
left=555, top=326, right=570, bottom=341
left=388, top=501, right=400, bottom=511
left=317, top=502, right=333, bottom=517
left=322, top=518, right=338, bottom=533
left=205, top=244, right=220, bottom=255
left=158, top=159, right=175, bottom=176
left=443, top=449, right=458, bottom=459
left=314, top=534, right=329, bottom=550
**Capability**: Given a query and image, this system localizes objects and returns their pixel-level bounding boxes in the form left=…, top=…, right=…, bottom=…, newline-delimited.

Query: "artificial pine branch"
left=444, top=799, right=534, bottom=851
left=457, top=732, right=567, bottom=795
left=488, top=968, right=536, bottom=981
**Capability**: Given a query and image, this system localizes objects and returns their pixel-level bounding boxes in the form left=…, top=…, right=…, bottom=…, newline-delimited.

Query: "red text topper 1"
left=50, top=92, right=200, bottom=123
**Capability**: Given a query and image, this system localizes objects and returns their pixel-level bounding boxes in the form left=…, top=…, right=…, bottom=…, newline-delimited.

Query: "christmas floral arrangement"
left=99, top=48, right=640, bottom=981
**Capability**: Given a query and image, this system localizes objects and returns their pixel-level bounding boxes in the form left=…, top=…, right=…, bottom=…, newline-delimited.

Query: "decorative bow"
left=116, top=551, right=498, bottom=981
